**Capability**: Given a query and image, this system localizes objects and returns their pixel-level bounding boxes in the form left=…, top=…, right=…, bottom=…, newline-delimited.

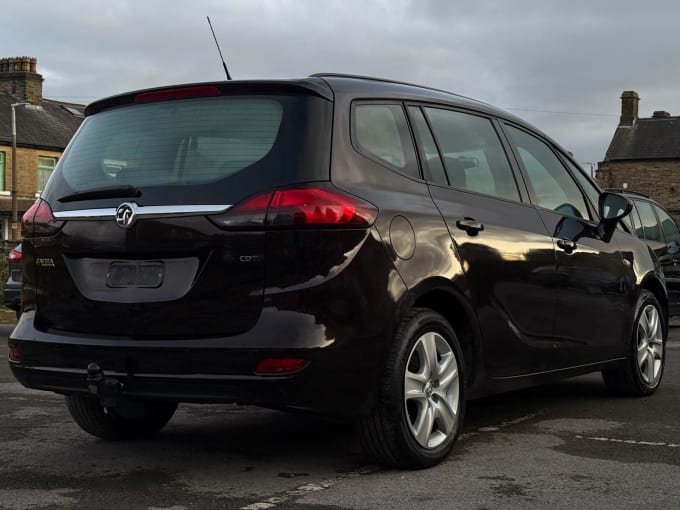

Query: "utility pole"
left=10, top=102, right=28, bottom=241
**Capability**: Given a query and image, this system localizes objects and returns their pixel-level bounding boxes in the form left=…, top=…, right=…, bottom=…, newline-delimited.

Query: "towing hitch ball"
left=86, top=362, right=122, bottom=407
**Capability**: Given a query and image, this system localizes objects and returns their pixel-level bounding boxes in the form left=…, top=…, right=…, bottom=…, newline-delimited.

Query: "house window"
left=37, top=156, right=58, bottom=194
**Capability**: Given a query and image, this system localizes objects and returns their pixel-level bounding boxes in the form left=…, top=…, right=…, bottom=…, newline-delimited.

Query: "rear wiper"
left=58, top=185, right=142, bottom=203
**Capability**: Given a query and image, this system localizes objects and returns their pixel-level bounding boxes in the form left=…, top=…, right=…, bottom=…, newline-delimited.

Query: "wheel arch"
left=640, top=273, right=668, bottom=331
left=407, top=278, right=483, bottom=391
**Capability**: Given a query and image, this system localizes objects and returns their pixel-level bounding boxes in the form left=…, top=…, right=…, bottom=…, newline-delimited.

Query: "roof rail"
left=605, top=188, right=649, bottom=198
left=309, top=73, right=491, bottom=107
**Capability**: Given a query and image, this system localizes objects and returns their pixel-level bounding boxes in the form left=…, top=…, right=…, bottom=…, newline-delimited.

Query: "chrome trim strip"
left=54, top=204, right=232, bottom=220
left=54, top=208, right=117, bottom=219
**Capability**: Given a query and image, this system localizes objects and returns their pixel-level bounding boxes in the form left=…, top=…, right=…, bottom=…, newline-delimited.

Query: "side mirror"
left=597, top=192, right=633, bottom=243
left=599, top=192, right=632, bottom=222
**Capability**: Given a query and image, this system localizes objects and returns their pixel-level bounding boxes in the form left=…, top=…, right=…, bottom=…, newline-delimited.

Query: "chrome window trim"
left=53, top=204, right=232, bottom=220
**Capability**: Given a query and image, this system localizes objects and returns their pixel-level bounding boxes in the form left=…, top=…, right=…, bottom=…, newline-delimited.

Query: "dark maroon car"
left=9, top=75, right=667, bottom=468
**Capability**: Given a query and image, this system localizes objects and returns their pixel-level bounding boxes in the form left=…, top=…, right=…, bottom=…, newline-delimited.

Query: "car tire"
left=602, top=290, right=666, bottom=396
left=359, top=308, right=465, bottom=469
left=66, top=395, right=177, bottom=440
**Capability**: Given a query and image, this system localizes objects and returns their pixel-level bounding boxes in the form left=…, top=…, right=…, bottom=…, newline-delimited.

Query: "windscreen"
left=44, top=94, right=332, bottom=208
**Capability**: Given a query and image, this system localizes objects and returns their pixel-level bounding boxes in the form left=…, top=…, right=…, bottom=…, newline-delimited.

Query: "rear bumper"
left=10, top=363, right=322, bottom=411
left=9, top=228, right=407, bottom=416
left=8, top=309, right=394, bottom=416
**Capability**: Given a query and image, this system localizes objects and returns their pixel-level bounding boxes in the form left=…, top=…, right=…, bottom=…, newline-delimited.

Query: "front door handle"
left=556, top=238, right=576, bottom=254
left=456, top=217, right=484, bottom=236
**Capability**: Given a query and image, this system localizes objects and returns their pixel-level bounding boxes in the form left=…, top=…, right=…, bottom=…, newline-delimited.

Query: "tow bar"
left=86, top=362, right=122, bottom=407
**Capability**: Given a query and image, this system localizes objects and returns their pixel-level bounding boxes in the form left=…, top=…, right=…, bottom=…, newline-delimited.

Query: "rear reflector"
left=8, top=248, right=22, bottom=263
left=134, top=85, right=221, bottom=103
left=22, top=200, right=64, bottom=238
left=255, top=358, right=307, bottom=375
left=211, top=183, right=377, bottom=230
left=8, top=347, right=21, bottom=363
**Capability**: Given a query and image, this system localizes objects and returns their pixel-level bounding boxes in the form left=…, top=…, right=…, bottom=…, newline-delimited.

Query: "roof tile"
left=0, top=94, right=83, bottom=151
left=605, top=117, right=680, bottom=160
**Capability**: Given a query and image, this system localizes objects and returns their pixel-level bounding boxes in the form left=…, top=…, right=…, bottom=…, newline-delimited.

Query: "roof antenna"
left=206, top=16, right=232, bottom=80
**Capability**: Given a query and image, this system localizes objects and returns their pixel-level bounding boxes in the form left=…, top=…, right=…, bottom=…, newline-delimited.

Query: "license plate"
left=106, top=261, right=164, bottom=288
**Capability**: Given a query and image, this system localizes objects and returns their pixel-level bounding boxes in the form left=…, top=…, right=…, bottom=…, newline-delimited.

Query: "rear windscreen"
left=45, top=94, right=332, bottom=208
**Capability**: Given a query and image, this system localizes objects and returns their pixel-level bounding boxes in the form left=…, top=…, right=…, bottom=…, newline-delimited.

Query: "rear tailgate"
left=32, top=214, right=264, bottom=338
left=29, top=83, right=332, bottom=339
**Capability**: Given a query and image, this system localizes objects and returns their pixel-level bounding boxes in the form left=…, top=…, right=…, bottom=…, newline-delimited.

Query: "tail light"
left=8, top=248, right=22, bottom=263
left=210, top=183, right=377, bottom=230
left=22, top=200, right=64, bottom=238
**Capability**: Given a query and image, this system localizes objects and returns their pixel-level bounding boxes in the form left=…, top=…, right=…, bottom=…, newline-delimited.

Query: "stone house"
left=597, top=90, right=680, bottom=221
left=0, top=56, right=84, bottom=240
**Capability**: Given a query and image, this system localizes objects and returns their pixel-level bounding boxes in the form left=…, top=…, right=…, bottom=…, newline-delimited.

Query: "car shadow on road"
left=464, top=373, right=613, bottom=431
left=163, top=404, right=363, bottom=463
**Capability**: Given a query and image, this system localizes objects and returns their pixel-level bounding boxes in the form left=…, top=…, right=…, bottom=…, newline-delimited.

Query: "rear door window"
left=423, top=107, right=520, bottom=201
left=352, top=103, right=420, bottom=178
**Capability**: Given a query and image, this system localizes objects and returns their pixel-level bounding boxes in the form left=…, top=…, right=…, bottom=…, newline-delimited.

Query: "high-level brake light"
left=134, top=85, right=221, bottom=103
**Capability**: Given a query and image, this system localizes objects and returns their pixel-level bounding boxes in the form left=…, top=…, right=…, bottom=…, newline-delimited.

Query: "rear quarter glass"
left=43, top=94, right=332, bottom=209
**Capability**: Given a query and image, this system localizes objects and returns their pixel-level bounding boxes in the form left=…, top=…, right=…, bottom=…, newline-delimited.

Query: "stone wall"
left=596, top=160, right=680, bottom=220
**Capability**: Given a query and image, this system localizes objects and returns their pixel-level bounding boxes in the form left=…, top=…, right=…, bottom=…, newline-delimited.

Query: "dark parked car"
left=612, top=190, right=680, bottom=317
left=4, top=243, right=22, bottom=318
left=9, top=75, right=667, bottom=469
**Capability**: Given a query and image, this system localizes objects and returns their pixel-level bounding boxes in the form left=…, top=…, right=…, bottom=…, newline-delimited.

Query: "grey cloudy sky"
left=3, top=0, right=680, bottom=168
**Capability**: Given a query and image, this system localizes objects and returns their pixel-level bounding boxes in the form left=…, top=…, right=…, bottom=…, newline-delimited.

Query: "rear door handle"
left=556, top=238, right=576, bottom=254
left=456, top=218, right=484, bottom=236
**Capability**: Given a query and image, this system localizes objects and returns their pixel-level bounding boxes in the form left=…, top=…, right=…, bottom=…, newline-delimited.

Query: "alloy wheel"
left=637, top=304, right=664, bottom=386
left=404, top=331, right=460, bottom=449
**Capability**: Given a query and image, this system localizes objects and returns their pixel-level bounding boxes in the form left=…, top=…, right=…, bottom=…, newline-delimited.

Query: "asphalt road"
left=1, top=325, right=679, bottom=510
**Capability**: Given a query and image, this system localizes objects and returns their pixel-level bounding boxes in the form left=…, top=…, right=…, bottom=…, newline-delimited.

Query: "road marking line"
left=241, top=412, right=545, bottom=508
left=460, top=411, right=546, bottom=440
left=239, top=467, right=377, bottom=510
left=576, top=435, right=680, bottom=448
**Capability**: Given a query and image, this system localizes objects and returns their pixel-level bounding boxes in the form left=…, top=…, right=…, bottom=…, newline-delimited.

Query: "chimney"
left=619, top=90, right=639, bottom=126
left=652, top=110, right=671, bottom=118
left=0, top=56, right=43, bottom=104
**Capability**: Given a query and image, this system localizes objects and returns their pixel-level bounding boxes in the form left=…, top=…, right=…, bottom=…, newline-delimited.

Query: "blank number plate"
left=106, top=261, right=164, bottom=288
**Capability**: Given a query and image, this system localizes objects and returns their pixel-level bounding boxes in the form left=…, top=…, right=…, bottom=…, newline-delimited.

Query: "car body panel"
left=8, top=75, right=668, bottom=418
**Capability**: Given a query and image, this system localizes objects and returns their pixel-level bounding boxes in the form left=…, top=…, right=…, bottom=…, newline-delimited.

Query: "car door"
left=503, top=124, right=629, bottom=367
left=408, top=105, right=559, bottom=377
